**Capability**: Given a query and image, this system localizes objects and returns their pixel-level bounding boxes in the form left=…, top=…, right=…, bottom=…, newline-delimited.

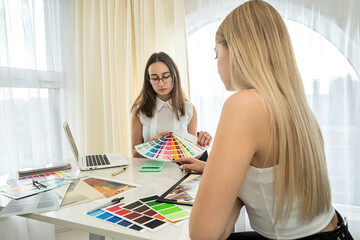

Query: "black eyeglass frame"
left=148, top=74, right=175, bottom=85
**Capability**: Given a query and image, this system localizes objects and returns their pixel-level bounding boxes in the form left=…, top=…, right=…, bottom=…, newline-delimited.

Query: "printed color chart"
left=7, top=171, right=65, bottom=187
left=135, top=130, right=209, bottom=161
left=137, top=195, right=190, bottom=222
left=87, top=195, right=190, bottom=232
left=87, top=202, right=145, bottom=232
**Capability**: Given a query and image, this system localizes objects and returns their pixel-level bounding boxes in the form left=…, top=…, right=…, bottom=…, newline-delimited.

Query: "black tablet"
left=157, top=173, right=202, bottom=206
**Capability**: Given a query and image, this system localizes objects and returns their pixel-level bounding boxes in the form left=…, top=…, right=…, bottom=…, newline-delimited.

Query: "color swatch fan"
left=135, top=130, right=209, bottom=161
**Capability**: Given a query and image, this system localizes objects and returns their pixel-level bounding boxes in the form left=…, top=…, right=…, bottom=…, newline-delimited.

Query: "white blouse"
left=238, top=165, right=335, bottom=239
left=138, top=98, right=194, bottom=142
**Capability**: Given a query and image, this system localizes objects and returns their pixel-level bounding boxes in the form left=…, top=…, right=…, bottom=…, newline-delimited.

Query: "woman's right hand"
left=172, top=157, right=206, bottom=173
left=197, top=131, right=212, bottom=147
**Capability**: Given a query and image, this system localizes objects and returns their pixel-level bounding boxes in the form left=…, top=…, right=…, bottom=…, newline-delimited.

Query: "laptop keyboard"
left=86, top=154, right=110, bottom=167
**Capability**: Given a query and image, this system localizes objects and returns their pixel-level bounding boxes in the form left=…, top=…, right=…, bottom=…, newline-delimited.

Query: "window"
left=187, top=19, right=360, bottom=207
left=0, top=0, right=72, bottom=177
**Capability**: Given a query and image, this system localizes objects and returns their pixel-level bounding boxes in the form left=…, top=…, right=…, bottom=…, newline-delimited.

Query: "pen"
left=32, top=180, right=47, bottom=189
left=111, top=167, right=127, bottom=176
left=87, top=197, right=124, bottom=214
left=176, top=200, right=194, bottom=206
left=168, top=155, right=182, bottom=166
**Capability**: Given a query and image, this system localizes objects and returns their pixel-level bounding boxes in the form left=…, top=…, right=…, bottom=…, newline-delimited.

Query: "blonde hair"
left=216, top=0, right=331, bottom=222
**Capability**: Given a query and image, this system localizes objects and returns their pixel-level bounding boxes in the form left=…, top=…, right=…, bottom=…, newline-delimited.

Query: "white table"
left=0, top=158, right=192, bottom=240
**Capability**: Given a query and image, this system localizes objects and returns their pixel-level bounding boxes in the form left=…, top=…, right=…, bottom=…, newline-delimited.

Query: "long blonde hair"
left=216, top=0, right=331, bottom=222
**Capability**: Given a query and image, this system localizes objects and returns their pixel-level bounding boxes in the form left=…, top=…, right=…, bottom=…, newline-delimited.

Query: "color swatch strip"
left=87, top=195, right=190, bottom=232
left=86, top=202, right=145, bottom=232
left=7, top=171, right=65, bottom=187
left=105, top=197, right=168, bottom=232
left=138, top=195, right=190, bottom=222
left=135, top=131, right=208, bottom=161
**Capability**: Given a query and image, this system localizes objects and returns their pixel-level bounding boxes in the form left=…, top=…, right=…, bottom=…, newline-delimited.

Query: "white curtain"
left=185, top=0, right=360, bottom=237
left=0, top=0, right=74, bottom=177
left=0, top=0, right=74, bottom=239
left=73, top=0, right=188, bottom=158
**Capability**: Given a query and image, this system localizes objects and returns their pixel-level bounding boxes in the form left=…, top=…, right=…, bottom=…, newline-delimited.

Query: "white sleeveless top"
left=138, top=98, right=193, bottom=142
left=238, top=165, right=335, bottom=239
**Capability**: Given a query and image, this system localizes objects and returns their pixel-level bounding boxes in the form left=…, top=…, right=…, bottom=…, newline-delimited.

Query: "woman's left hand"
left=197, top=131, right=212, bottom=147
left=172, top=157, right=206, bottom=173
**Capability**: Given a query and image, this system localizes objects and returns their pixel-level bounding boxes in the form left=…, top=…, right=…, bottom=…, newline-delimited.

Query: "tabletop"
left=0, top=157, right=192, bottom=240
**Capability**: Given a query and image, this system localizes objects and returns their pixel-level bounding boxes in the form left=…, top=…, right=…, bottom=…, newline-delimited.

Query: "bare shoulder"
left=224, top=90, right=267, bottom=117
left=226, top=89, right=261, bottom=102
left=131, top=105, right=138, bottom=117
left=192, top=104, right=197, bottom=114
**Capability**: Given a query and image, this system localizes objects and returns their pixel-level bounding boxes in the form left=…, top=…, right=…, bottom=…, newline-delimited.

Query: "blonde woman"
left=188, top=1, right=353, bottom=239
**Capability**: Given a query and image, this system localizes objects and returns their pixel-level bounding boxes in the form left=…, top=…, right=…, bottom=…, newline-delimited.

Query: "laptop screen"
left=63, top=122, right=80, bottom=161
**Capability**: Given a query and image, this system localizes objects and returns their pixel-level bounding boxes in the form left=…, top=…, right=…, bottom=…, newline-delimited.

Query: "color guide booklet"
left=135, top=130, right=209, bottom=161
left=157, top=173, right=202, bottom=206
left=17, top=162, right=71, bottom=177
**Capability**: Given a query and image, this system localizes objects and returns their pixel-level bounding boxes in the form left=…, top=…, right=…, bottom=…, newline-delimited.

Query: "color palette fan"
left=135, top=130, right=209, bottom=161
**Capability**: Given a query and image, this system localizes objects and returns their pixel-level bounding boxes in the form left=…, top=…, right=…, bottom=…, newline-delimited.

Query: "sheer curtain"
left=0, top=0, right=74, bottom=177
left=73, top=0, right=189, bottom=158
left=0, top=0, right=74, bottom=239
left=185, top=0, right=360, bottom=237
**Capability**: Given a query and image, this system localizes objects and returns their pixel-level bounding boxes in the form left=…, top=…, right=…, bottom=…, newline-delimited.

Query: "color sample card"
left=7, top=171, right=66, bottom=187
left=103, top=199, right=168, bottom=232
left=0, top=178, right=72, bottom=199
left=138, top=195, right=190, bottom=222
left=82, top=177, right=140, bottom=198
left=135, top=130, right=209, bottom=161
left=86, top=202, right=145, bottom=232
left=87, top=195, right=189, bottom=233
left=0, top=183, right=70, bottom=218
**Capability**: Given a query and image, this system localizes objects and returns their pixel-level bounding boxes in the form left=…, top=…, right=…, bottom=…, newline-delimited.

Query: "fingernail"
left=179, top=165, right=183, bottom=169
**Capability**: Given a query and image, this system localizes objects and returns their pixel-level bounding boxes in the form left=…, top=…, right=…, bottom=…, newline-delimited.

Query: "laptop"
left=63, top=121, right=128, bottom=171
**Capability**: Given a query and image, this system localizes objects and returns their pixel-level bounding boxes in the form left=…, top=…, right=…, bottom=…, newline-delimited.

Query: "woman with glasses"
left=188, top=1, right=353, bottom=240
left=131, top=52, right=211, bottom=163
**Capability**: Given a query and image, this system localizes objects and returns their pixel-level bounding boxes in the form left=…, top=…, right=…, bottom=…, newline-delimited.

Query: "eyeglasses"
left=149, top=74, right=174, bottom=85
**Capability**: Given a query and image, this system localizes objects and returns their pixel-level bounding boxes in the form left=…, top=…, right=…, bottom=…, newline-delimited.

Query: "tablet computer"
left=157, top=173, right=202, bottom=205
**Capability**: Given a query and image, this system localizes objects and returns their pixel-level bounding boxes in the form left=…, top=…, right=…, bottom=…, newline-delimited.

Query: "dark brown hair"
left=132, top=52, right=186, bottom=120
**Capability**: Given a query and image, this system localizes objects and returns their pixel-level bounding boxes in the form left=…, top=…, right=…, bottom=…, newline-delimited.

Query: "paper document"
left=82, top=176, right=140, bottom=198
left=61, top=179, right=104, bottom=207
left=0, top=184, right=70, bottom=218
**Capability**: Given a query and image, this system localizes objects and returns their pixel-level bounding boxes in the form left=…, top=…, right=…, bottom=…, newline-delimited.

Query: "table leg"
left=89, top=233, right=105, bottom=240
